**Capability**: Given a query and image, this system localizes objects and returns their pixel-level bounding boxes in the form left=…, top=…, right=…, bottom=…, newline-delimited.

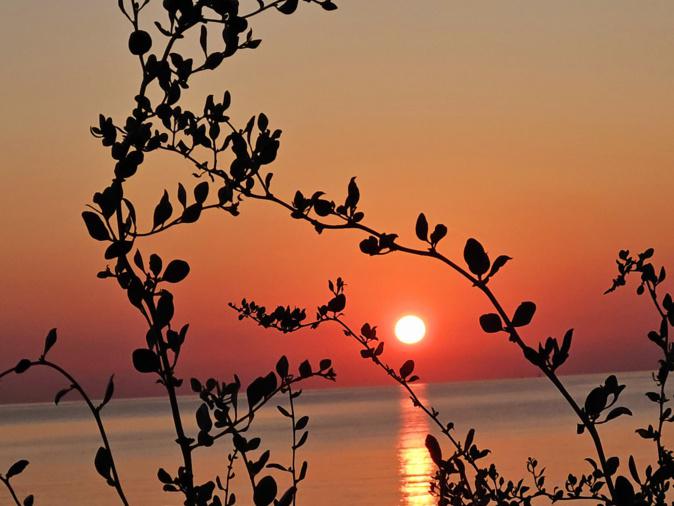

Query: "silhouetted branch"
left=0, top=330, right=128, bottom=505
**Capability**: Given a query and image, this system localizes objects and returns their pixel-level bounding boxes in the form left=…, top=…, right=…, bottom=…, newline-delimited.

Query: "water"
left=0, top=371, right=665, bottom=505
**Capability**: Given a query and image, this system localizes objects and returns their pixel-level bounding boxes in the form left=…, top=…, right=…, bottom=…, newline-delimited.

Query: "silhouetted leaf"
left=345, top=177, right=360, bottom=209
left=14, top=359, right=31, bottom=374
left=295, top=416, right=309, bottom=431
left=153, top=190, right=173, bottom=230
left=425, top=434, right=442, bottom=465
left=512, top=301, right=536, bottom=327
left=276, top=487, right=296, bottom=506
left=299, top=360, right=312, bottom=378
left=399, top=360, right=415, bottom=379
left=277, top=0, right=298, bottom=14
left=6, top=459, right=29, bottom=479
left=94, top=447, right=114, bottom=486
left=253, top=476, right=277, bottom=506
left=132, top=348, right=160, bottom=373
left=196, top=403, right=212, bottom=432
left=430, top=224, right=447, bottom=246
left=163, top=260, right=190, bottom=283
left=584, top=387, right=608, bottom=418
left=464, top=238, right=490, bottom=277
left=149, top=254, right=162, bottom=277
left=23, top=495, right=34, bottom=506
left=415, top=213, right=428, bottom=242
left=488, top=255, right=512, bottom=278
left=54, top=386, right=73, bottom=405
left=156, top=292, right=174, bottom=327
left=128, top=30, right=152, bottom=55
left=100, top=375, right=115, bottom=409
left=43, top=328, right=57, bottom=358
left=276, top=355, right=289, bottom=378
left=479, top=313, right=502, bottom=333
left=614, top=476, right=635, bottom=506
left=194, top=182, right=209, bottom=204
left=82, top=211, right=110, bottom=241
left=298, top=461, right=308, bottom=481
left=327, top=294, right=346, bottom=313
left=157, top=468, right=172, bottom=484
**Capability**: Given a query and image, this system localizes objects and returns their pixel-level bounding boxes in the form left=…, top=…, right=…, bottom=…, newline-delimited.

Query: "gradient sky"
left=1, top=1, right=673, bottom=402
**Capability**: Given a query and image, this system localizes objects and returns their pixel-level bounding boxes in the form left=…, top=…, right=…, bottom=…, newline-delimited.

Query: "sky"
left=0, top=1, right=673, bottom=402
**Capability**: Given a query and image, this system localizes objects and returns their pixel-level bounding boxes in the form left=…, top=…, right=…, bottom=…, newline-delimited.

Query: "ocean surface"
left=0, top=371, right=666, bottom=505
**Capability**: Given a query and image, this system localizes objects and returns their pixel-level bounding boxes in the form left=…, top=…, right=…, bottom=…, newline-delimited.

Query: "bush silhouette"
left=1, top=2, right=672, bottom=506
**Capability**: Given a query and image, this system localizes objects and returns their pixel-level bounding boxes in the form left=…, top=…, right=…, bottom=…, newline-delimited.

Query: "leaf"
left=345, top=177, right=360, bottom=209
left=149, top=254, right=163, bottom=276
left=277, top=0, right=298, bottom=14
left=295, top=416, right=309, bottom=431
left=253, top=476, right=277, bottom=506
left=294, top=431, right=308, bottom=449
left=14, top=359, right=31, bottom=374
left=415, top=213, right=428, bottom=242
left=614, top=476, right=635, bottom=506
left=512, top=301, right=536, bottom=327
left=298, top=461, right=308, bottom=481
left=132, top=348, right=160, bottom=374
left=55, top=386, right=73, bottom=405
left=479, top=313, right=502, bottom=333
left=605, top=456, right=620, bottom=476
left=157, top=468, right=173, bottom=484
left=276, top=355, right=289, bottom=378
left=43, top=328, right=57, bottom=358
left=82, top=211, right=110, bottom=241
left=196, top=403, right=212, bottom=432
left=298, top=360, right=312, bottom=378
left=100, top=375, right=115, bottom=410
left=258, top=113, right=269, bottom=132
left=276, top=487, right=296, bottom=506
left=399, top=360, right=415, bottom=379
left=94, top=447, right=114, bottom=486
left=321, top=0, right=338, bottom=10
left=327, top=294, right=346, bottom=313
left=23, top=495, right=34, bottom=506
left=156, top=292, right=175, bottom=328
left=6, top=460, right=29, bottom=479
left=194, top=182, right=209, bottom=204
left=162, top=260, right=190, bottom=283
left=153, top=190, right=173, bottom=230
left=584, top=387, right=608, bottom=418
left=429, top=224, right=447, bottom=246
left=488, top=255, right=511, bottom=278
left=199, top=25, right=208, bottom=54
left=425, top=434, right=442, bottom=465
left=464, top=238, right=490, bottom=277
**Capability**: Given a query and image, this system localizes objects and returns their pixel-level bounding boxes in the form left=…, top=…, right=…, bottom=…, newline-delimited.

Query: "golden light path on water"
left=398, top=383, right=435, bottom=505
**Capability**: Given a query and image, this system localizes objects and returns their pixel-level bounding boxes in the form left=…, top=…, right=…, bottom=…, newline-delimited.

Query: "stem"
left=479, top=282, right=616, bottom=499
left=287, top=383, right=298, bottom=506
left=0, top=361, right=128, bottom=505
left=0, top=476, right=22, bottom=506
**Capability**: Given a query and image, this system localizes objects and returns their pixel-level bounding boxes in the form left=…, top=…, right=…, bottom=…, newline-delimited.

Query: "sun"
left=395, top=315, right=426, bottom=345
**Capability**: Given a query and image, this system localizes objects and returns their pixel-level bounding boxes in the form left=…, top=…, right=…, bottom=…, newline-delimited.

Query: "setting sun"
left=395, top=315, right=426, bottom=345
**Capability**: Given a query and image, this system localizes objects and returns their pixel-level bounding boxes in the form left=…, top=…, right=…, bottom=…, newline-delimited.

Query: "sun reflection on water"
left=398, top=384, right=434, bottom=505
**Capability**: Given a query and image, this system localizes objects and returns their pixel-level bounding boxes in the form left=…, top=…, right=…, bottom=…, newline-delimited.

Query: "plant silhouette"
left=1, top=1, right=672, bottom=506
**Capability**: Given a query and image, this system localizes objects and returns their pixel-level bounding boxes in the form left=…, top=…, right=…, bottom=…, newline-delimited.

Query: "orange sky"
left=1, top=1, right=673, bottom=402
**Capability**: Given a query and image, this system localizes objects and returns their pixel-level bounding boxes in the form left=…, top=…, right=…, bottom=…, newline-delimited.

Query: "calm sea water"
left=0, top=371, right=665, bottom=505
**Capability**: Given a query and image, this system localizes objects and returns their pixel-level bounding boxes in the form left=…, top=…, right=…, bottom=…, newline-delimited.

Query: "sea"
left=0, top=371, right=666, bottom=505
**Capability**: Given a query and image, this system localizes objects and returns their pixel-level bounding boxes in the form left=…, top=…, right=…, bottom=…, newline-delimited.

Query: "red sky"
left=1, top=1, right=673, bottom=403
